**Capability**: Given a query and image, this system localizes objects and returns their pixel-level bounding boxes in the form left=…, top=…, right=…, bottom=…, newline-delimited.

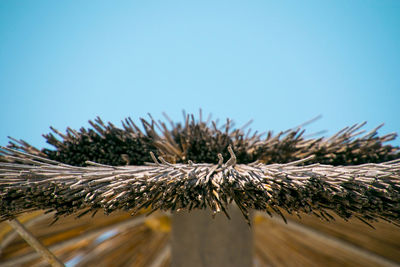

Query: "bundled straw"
left=5, top=115, right=399, bottom=167
left=1, top=114, right=400, bottom=226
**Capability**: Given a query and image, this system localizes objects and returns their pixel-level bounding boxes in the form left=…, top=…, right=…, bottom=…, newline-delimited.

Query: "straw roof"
left=1, top=113, right=400, bottom=266
left=1, top=114, right=399, bottom=226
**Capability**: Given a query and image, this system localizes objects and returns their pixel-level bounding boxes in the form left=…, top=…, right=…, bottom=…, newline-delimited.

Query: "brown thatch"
left=1, top=113, right=400, bottom=266
left=1, top=114, right=399, bottom=226
left=6, top=115, right=399, bottom=167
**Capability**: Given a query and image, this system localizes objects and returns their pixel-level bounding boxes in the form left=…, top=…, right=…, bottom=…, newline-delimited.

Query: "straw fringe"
left=1, top=146, right=399, bottom=226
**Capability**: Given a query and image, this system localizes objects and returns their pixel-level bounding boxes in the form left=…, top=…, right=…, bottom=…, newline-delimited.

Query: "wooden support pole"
left=7, top=219, right=64, bottom=267
left=171, top=205, right=253, bottom=267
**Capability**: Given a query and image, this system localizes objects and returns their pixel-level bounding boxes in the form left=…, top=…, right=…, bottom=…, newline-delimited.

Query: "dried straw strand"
left=1, top=146, right=399, bottom=226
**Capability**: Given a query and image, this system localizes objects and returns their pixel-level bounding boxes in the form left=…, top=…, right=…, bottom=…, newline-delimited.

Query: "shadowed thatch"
left=2, top=210, right=400, bottom=267
left=5, top=115, right=399, bottom=167
left=1, top=114, right=399, bottom=226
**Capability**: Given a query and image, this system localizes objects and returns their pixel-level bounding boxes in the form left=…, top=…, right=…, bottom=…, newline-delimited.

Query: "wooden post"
left=7, top=219, right=64, bottom=267
left=171, top=205, right=253, bottom=267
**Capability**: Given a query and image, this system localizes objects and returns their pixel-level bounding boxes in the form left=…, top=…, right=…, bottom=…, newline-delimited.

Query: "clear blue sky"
left=1, top=0, right=399, bottom=148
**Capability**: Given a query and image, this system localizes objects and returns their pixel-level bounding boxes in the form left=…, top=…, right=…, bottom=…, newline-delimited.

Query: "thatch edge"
left=1, top=146, right=399, bottom=226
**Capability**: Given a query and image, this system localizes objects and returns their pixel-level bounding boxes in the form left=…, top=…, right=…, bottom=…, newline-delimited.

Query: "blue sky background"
left=1, top=0, right=399, bottom=149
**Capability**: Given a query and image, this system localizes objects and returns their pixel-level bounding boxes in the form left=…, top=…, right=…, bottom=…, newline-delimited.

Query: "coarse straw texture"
left=1, top=145, right=400, bottom=226
left=1, top=113, right=400, bottom=226
left=5, top=114, right=399, bottom=167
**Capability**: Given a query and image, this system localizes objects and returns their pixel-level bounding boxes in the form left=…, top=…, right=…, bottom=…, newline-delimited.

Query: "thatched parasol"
left=1, top=113, right=399, bottom=266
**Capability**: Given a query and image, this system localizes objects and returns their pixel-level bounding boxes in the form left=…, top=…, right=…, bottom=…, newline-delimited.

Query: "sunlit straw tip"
left=217, top=154, right=224, bottom=166
left=149, top=152, right=160, bottom=165
left=226, top=146, right=237, bottom=167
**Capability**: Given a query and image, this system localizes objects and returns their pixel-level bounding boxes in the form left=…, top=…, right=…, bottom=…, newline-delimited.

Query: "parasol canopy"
left=1, top=114, right=399, bottom=266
